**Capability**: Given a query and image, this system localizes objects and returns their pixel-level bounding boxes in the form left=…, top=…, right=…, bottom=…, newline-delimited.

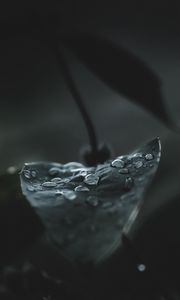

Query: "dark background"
left=0, top=1, right=180, bottom=299
left=0, top=0, right=180, bottom=222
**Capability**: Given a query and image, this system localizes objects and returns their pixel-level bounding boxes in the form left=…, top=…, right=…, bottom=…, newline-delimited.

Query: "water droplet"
left=132, top=153, right=143, bottom=158
left=145, top=153, right=153, bottom=160
left=72, top=167, right=87, bottom=176
left=102, top=201, right=113, bottom=208
left=27, top=186, right=35, bottom=192
left=42, top=181, right=57, bottom=188
left=111, top=158, right=125, bottom=168
left=86, top=195, right=99, bottom=207
left=24, top=170, right=31, bottom=179
left=84, top=174, right=99, bottom=185
left=107, top=206, right=118, bottom=215
left=74, top=185, right=90, bottom=192
left=137, top=264, right=146, bottom=272
left=48, top=167, right=60, bottom=176
left=124, top=177, right=133, bottom=190
left=51, top=177, right=62, bottom=183
left=79, top=169, right=88, bottom=176
left=65, top=162, right=83, bottom=169
left=31, top=170, right=37, bottom=178
left=119, top=168, right=129, bottom=174
left=7, top=166, right=17, bottom=174
left=61, top=178, right=70, bottom=183
left=55, top=190, right=63, bottom=195
left=63, top=190, right=77, bottom=201
left=134, top=161, right=143, bottom=169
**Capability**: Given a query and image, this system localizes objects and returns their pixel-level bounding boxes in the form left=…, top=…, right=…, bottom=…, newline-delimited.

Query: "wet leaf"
left=61, top=33, right=174, bottom=128
left=20, top=138, right=161, bottom=266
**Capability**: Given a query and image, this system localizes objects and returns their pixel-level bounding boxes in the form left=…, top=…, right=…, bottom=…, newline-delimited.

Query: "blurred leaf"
left=61, top=33, right=175, bottom=128
left=1, top=18, right=176, bottom=130
left=20, top=138, right=161, bottom=266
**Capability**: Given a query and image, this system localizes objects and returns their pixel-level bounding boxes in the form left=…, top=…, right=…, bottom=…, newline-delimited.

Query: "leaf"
left=61, top=33, right=175, bottom=128
left=20, top=138, right=161, bottom=266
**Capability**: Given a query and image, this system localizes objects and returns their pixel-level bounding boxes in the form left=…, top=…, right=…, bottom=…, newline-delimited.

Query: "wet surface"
left=20, top=138, right=161, bottom=264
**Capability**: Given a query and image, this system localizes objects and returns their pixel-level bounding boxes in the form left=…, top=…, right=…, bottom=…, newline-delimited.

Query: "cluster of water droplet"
left=23, top=162, right=101, bottom=208
left=22, top=149, right=154, bottom=211
left=23, top=169, right=37, bottom=180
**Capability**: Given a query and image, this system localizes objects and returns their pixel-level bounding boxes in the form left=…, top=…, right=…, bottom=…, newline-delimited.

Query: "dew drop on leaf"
left=79, top=169, right=88, bottom=177
left=42, top=181, right=57, bottom=188
left=61, top=178, right=71, bottom=184
left=50, top=177, right=62, bottom=183
left=48, top=167, right=61, bottom=176
left=63, top=190, right=77, bottom=201
left=145, top=153, right=154, bottom=160
left=119, top=168, right=129, bottom=174
left=111, top=158, right=125, bottom=168
left=27, top=186, right=35, bottom=192
left=74, top=185, right=90, bottom=192
left=132, top=153, right=143, bottom=158
left=24, top=169, right=31, bottom=179
left=64, top=162, right=83, bottom=169
left=55, top=190, right=63, bottom=195
left=134, top=161, right=143, bottom=169
left=31, top=170, right=37, bottom=178
left=84, top=174, right=99, bottom=185
left=101, top=201, right=113, bottom=208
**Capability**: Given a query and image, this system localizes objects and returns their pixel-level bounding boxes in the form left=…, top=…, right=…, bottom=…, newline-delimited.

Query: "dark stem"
left=53, top=38, right=99, bottom=160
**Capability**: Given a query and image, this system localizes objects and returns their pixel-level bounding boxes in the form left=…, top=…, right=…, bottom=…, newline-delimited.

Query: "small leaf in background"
left=20, top=138, right=161, bottom=266
left=61, top=33, right=175, bottom=128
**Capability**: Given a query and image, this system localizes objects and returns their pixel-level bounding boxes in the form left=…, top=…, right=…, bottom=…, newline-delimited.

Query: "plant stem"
left=53, top=40, right=99, bottom=159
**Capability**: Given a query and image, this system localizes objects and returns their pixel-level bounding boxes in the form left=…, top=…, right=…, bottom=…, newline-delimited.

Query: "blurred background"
left=0, top=0, right=180, bottom=212
left=1, top=2, right=180, bottom=299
